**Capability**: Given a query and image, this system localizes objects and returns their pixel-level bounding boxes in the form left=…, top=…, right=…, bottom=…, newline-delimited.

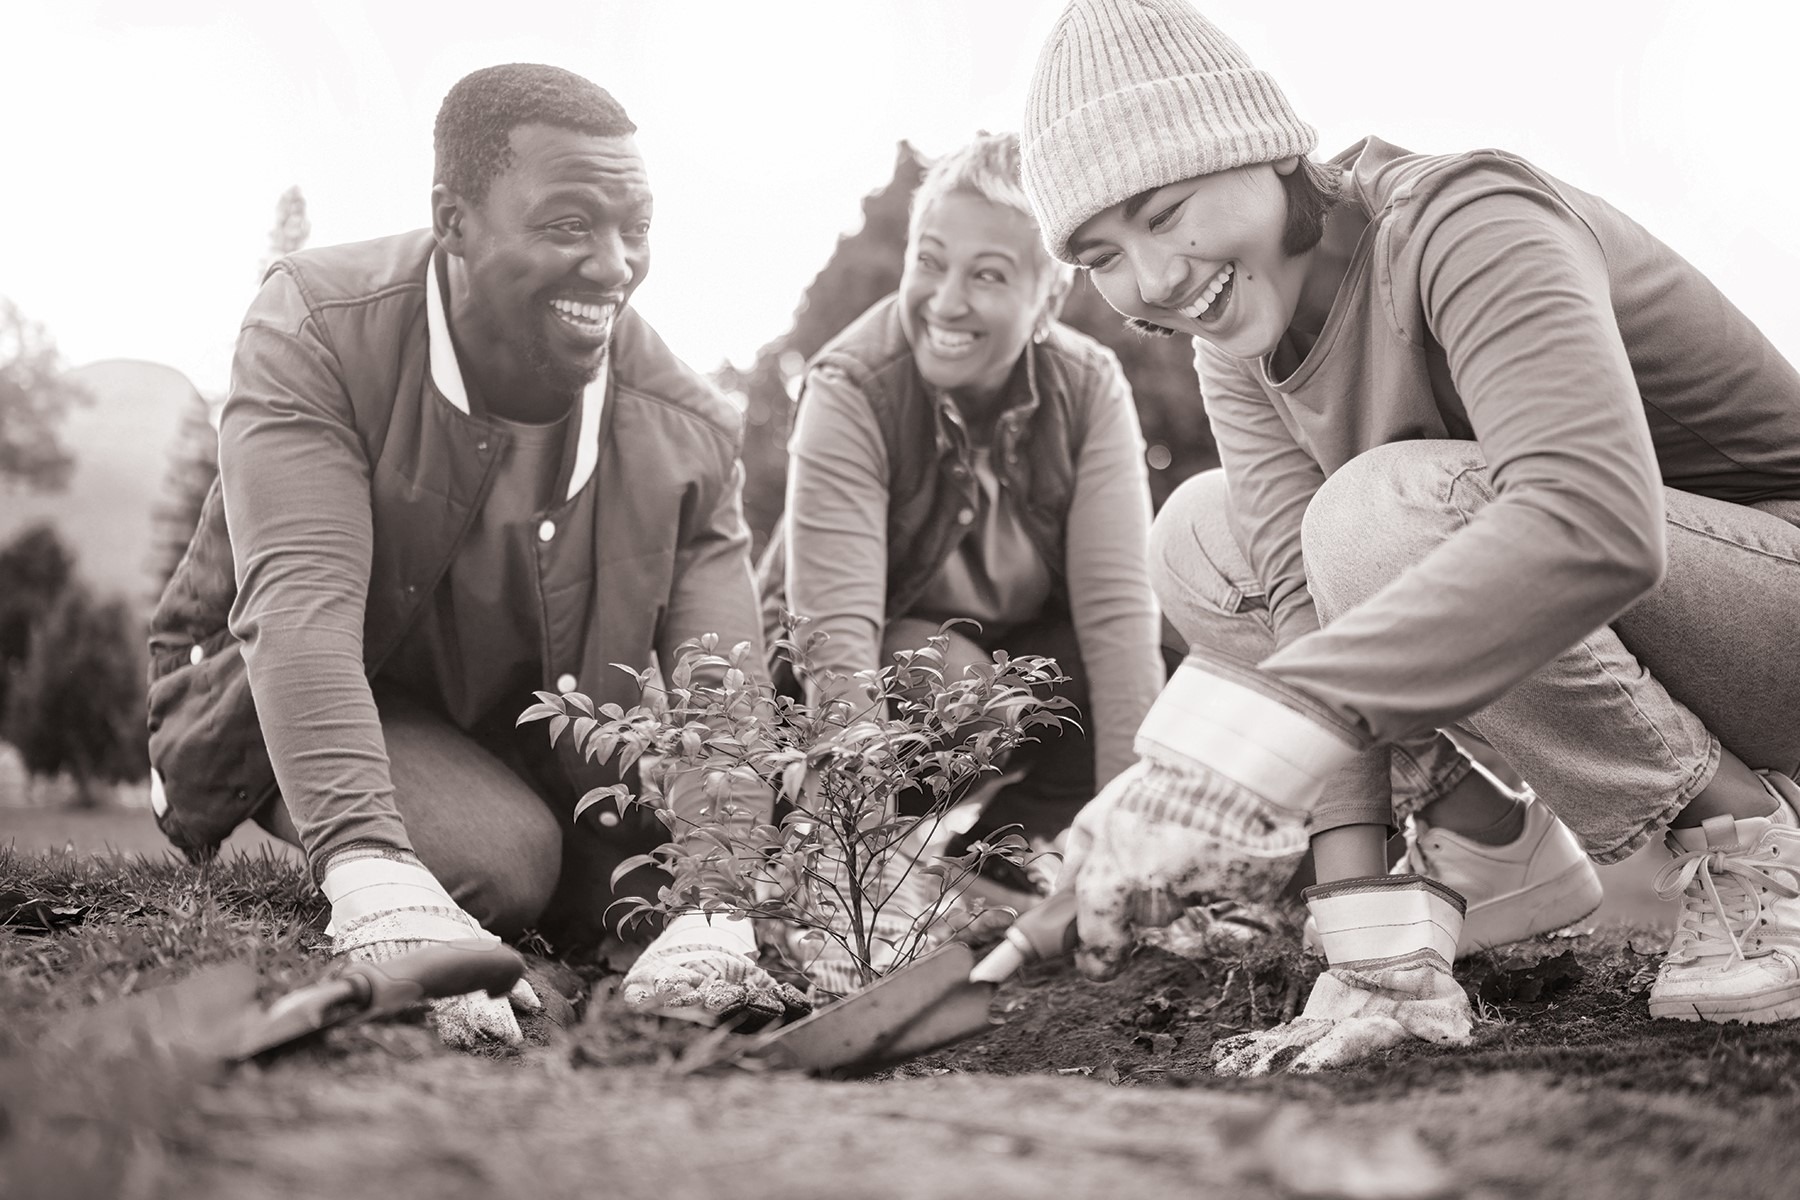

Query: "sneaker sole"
left=1650, top=983, right=1800, bottom=1024
left=1461, top=859, right=1606, bottom=957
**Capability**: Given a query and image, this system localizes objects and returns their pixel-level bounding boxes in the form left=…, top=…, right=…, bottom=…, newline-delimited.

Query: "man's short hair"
left=909, top=132, right=1073, bottom=290
left=434, top=64, right=637, bottom=205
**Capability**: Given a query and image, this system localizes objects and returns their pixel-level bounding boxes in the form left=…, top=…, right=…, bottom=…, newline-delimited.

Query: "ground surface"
left=4, top=808, right=1790, bottom=1200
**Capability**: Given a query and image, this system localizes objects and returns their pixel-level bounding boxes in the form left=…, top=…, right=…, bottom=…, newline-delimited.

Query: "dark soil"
left=901, top=929, right=1800, bottom=1103
left=6, top=841, right=1800, bottom=1200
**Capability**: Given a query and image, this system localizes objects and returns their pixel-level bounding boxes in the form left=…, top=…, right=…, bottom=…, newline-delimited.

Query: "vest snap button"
left=189, top=644, right=205, bottom=666
left=538, top=520, right=557, bottom=542
left=956, top=507, right=975, bottom=525
left=556, top=673, right=578, bottom=693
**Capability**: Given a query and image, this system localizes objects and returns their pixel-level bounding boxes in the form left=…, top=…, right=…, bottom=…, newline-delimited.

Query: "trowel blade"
left=747, top=941, right=978, bottom=1074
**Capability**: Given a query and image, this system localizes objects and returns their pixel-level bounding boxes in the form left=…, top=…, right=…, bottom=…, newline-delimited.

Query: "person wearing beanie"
left=1022, top=0, right=1800, bottom=1073
left=146, top=63, right=810, bottom=1049
left=761, top=132, right=1167, bottom=967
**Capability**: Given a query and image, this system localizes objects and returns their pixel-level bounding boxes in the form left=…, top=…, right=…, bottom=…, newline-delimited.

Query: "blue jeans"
left=1154, top=441, right=1800, bottom=863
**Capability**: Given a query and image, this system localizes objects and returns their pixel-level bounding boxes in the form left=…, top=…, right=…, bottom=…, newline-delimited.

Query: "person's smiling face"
left=1068, top=160, right=1311, bottom=360
left=899, top=190, right=1053, bottom=403
left=438, top=123, right=651, bottom=405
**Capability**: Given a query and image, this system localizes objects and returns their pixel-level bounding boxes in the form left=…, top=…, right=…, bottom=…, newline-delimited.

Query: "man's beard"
left=521, top=325, right=606, bottom=405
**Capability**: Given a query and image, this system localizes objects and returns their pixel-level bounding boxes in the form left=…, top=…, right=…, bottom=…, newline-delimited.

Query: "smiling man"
left=145, top=64, right=804, bottom=1048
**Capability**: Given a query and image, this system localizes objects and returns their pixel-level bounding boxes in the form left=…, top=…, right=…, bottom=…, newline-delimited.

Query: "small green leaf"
left=609, top=852, right=663, bottom=888
left=516, top=703, right=561, bottom=726
left=574, top=784, right=630, bottom=824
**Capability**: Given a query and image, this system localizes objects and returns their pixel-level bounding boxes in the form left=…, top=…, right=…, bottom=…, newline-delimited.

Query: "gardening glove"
left=622, top=911, right=812, bottom=1030
left=323, top=848, right=542, bottom=1050
left=1059, top=658, right=1361, bottom=979
left=1211, top=875, right=1473, bottom=1076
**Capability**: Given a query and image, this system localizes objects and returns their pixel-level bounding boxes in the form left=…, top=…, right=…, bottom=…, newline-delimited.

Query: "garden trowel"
left=60, top=940, right=526, bottom=1063
left=218, top=940, right=526, bottom=1058
left=746, top=887, right=1078, bottom=1075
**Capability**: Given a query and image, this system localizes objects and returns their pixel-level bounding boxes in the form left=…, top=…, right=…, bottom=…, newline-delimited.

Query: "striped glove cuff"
left=321, top=847, right=491, bottom=958
left=1302, top=874, right=1466, bottom=969
left=1134, top=658, right=1362, bottom=820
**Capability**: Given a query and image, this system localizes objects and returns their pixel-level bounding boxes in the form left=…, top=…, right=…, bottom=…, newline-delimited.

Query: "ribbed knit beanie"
left=1021, top=0, right=1316, bottom=262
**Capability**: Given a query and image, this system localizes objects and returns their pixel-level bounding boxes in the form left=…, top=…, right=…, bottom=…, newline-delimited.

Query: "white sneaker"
left=1304, top=795, right=1603, bottom=959
left=1648, top=772, right=1800, bottom=1024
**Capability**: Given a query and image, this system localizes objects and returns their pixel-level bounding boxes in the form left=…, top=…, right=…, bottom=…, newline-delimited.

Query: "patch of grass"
left=0, top=844, right=325, bottom=1018
left=0, top=846, right=327, bottom=1200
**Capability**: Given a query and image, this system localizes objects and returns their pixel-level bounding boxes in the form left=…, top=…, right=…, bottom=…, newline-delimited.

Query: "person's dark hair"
left=434, top=64, right=636, bottom=205
left=1281, top=158, right=1343, bottom=257
left=1126, top=157, right=1345, bottom=339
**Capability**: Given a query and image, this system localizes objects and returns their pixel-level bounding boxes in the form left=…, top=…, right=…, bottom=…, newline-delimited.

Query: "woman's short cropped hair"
left=909, top=132, right=1074, bottom=290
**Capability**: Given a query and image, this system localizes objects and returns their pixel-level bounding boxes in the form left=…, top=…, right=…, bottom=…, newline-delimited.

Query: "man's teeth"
left=551, top=298, right=613, bottom=327
left=1179, top=263, right=1235, bottom=321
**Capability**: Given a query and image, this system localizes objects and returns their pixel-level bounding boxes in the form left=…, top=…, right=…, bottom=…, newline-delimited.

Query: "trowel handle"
left=968, top=888, right=1079, bottom=984
left=346, top=940, right=527, bottom=1020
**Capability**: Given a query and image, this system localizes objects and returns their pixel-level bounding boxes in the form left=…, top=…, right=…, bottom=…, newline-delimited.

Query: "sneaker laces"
left=1653, top=834, right=1800, bottom=963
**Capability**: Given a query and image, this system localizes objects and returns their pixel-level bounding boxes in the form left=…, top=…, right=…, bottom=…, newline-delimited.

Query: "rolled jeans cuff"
left=1309, top=747, right=1397, bottom=834
left=1306, top=731, right=1479, bottom=837
left=1389, top=732, right=1477, bottom=826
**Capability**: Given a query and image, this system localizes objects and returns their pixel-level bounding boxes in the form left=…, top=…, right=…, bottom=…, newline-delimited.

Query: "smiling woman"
left=1018, top=0, right=1800, bottom=1081
left=763, top=131, right=1169, bottom=908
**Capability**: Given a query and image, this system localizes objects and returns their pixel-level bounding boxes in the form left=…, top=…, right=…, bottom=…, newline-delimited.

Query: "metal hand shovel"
left=61, top=940, right=526, bottom=1063
left=219, top=940, right=526, bottom=1058
left=746, top=888, right=1079, bottom=1075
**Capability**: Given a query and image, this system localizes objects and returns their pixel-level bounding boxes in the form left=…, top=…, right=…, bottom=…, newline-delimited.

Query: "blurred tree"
left=3, top=579, right=148, bottom=806
left=0, top=523, right=75, bottom=718
left=149, top=392, right=218, bottom=590
left=0, top=300, right=88, bottom=494
left=721, top=142, right=1213, bottom=551
left=725, top=143, right=928, bottom=553
left=261, top=185, right=312, bottom=276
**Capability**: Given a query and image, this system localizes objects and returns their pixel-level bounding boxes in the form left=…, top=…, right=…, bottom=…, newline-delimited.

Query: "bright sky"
left=2, top=0, right=1796, bottom=396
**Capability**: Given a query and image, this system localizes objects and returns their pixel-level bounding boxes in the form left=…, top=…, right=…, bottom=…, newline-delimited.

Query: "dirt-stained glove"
left=619, top=761, right=808, bottom=1029
left=1212, top=875, right=1473, bottom=1075
left=622, top=912, right=811, bottom=1030
left=323, top=848, right=542, bottom=1050
left=1060, top=659, right=1361, bottom=979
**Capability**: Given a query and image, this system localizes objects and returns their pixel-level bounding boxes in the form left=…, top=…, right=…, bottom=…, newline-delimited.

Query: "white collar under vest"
left=424, top=253, right=605, bottom=503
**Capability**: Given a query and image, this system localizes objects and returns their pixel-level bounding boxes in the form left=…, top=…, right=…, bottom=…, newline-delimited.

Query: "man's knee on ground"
left=1301, top=441, right=1487, bottom=616
left=444, top=828, right=561, bottom=941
